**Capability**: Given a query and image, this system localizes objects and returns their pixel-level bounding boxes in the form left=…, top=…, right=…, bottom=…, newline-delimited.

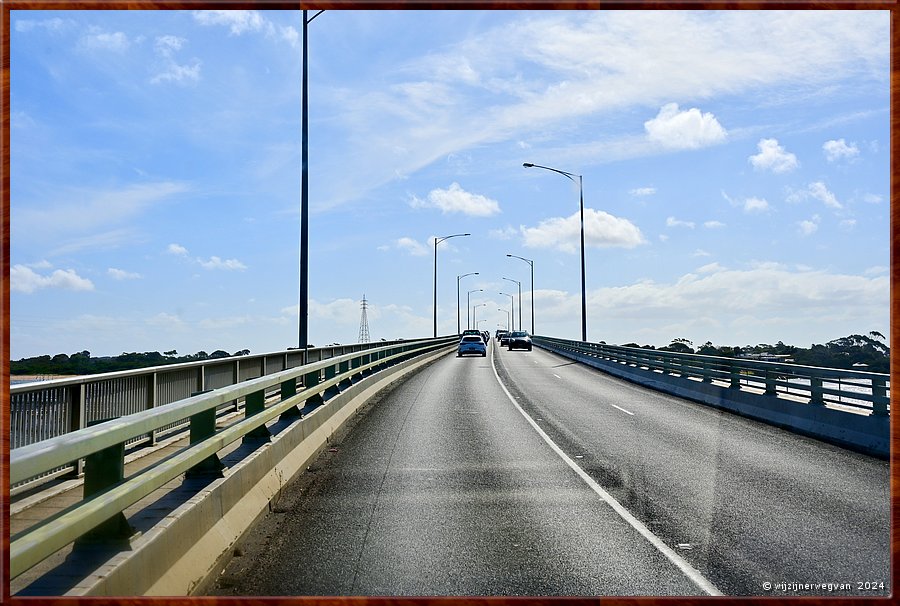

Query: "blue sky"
left=8, top=9, right=890, bottom=359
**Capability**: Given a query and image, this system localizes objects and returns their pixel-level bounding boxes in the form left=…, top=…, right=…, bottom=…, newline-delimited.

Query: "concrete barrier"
left=42, top=345, right=454, bottom=596
left=540, top=344, right=889, bottom=459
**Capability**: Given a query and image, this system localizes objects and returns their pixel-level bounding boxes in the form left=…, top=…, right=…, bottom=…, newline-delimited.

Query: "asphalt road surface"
left=209, top=340, right=890, bottom=597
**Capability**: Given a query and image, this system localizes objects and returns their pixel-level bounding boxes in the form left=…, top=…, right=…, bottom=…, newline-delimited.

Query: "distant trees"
left=618, top=333, right=888, bottom=374
left=11, top=348, right=254, bottom=375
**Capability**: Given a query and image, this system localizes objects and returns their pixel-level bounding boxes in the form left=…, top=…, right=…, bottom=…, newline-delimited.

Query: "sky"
left=7, top=9, right=891, bottom=360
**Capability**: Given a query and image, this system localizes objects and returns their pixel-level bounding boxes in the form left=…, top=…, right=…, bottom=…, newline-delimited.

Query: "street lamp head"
left=523, top=163, right=534, bottom=168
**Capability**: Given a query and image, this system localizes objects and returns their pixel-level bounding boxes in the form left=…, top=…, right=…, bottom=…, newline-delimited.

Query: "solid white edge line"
left=611, top=404, right=635, bottom=416
left=490, top=345, right=724, bottom=596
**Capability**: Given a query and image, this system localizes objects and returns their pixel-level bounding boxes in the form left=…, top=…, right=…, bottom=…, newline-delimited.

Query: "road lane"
left=211, top=341, right=711, bottom=596
left=492, top=344, right=890, bottom=596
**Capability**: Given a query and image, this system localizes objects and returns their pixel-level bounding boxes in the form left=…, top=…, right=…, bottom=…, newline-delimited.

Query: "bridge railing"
left=9, top=339, right=419, bottom=490
left=9, top=336, right=458, bottom=582
left=533, top=337, right=890, bottom=416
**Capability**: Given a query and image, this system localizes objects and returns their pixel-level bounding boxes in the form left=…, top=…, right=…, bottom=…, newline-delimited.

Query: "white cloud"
left=644, top=103, right=727, bottom=150
left=863, top=193, right=883, bottom=204
left=798, top=215, right=821, bottom=236
left=723, top=190, right=769, bottom=214
left=80, top=30, right=130, bottom=52
left=193, top=10, right=266, bottom=35
left=394, top=237, right=430, bottom=257
left=318, top=11, right=886, bottom=209
left=666, top=217, right=695, bottom=229
left=16, top=182, right=189, bottom=240
left=11, top=265, right=94, bottom=294
left=521, top=209, right=645, bottom=252
left=151, top=61, right=201, bottom=85
left=630, top=187, right=656, bottom=197
left=692, top=249, right=711, bottom=258
left=749, top=138, right=799, bottom=173
left=704, top=221, right=726, bottom=229
left=151, top=35, right=200, bottom=84
left=15, top=18, right=72, bottom=33
left=808, top=182, right=842, bottom=209
left=154, top=35, right=184, bottom=57
left=193, top=10, right=298, bottom=47
left=696, top=262, right=725, bottom=273
left=167, top=243, right=189, bottom=256
left=410, top=183, right=500, bottom=217
left=489, top=226, right=519, bottom=240
left=197, top=256, right=247, bottom=271
left=743, top=197, right=770, bottom=213
left=787, top=182, right=842, bottom=209
left=823, top=138, right=859, bottom=162
left=108, top=268, right=141, bottom=280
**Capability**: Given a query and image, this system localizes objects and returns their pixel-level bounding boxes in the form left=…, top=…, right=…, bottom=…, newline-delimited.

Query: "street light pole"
left=500, top=292, right=514, bottom=331
left=457, top=272, right=478, bottom=335
left=467, top=288, right=483, bottom=329
left=473, top=302, right=486, bottom=328
left=434, top=233, right=470, bottom=337
left=503, top=277, right=522, bottom=334
left=498, top=308, right=509, bottom=331
left=299, top=9, right=324, bottom=359
left=507, top=254, right=534, bottom=335
left=524, top=162, right=587, bottom=342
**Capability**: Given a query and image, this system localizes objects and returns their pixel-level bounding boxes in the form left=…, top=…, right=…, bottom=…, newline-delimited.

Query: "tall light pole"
left=434, top=233, right=470, bottom=337
left=502, top=277, right=521, bottom=334
left=524, top=162, right=587, bottom=342
left=467, top=288, right=483, bottom=329
left=507, top=254, right=534, bottom=335
left=498, top=308, right=510, bottom=331
left=457, top=272, right=478, bottom=335
left=500, top=292, right=515, bottom=331
left=298, top=9, right=324, bottom=356
left=473, top=302, right=487, bottom=328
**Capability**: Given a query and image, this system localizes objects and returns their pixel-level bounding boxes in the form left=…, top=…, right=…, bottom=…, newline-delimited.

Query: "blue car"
left=457, top=335, right=487, bottom=357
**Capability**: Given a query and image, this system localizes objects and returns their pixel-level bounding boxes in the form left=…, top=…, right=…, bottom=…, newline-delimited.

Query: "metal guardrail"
left=534, top=337, right=890, bottom=416
left=9, top=336, right=457, bottom=581
left=9, top=340, right=411, bottom=487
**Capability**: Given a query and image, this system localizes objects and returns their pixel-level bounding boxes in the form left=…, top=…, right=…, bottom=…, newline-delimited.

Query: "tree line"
left=10, top=349, right=252, bottom=376
left=620, top=332, right=889, bottom=374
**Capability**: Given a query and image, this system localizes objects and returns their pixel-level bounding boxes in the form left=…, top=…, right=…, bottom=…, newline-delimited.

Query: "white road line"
left=611, top=404, right=635, bottom=416
left=489, top=345, right=723, bottom=596
left=553, top=374, right=562, bottom=379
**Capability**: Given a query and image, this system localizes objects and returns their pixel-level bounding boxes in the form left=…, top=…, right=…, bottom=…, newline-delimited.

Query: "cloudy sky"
left=8, top=9, right=890, bottom=359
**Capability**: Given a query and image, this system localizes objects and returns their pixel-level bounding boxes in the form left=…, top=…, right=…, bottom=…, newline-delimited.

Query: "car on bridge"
left=458, top=335, right=487, bottom=357
left=507, top=330, right=532, bottom=351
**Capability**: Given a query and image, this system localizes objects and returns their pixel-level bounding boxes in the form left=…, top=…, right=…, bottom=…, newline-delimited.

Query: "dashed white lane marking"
left=553, top=374, right=562, bottom=379
left=611, top=404, right=635, bottom=416
left=490, top=344, right=723, bottom=596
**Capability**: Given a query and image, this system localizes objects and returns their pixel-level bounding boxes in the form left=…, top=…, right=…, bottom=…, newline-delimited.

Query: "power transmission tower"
left=358, top=294, right=370, bottom=343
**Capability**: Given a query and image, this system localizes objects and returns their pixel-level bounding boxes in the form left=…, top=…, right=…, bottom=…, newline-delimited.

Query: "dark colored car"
left=507, top=330, right=532, bottom=351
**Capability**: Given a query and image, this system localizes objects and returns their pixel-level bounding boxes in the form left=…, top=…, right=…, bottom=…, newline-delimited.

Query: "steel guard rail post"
left=532, top=336, right=890, bottom=415
left=9, top=336, right=457, bottom=580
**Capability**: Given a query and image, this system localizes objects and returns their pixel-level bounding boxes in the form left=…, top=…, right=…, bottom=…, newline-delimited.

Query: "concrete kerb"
left=538, top=344, right=889, bottom=460
left=43, top=344, right=455, bottom=596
